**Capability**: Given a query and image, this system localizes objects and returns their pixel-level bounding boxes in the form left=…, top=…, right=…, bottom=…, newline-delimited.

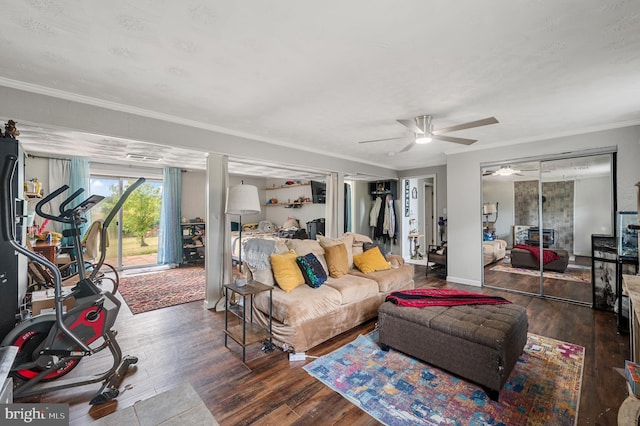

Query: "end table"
left=223, top=280, right=273, bottom=362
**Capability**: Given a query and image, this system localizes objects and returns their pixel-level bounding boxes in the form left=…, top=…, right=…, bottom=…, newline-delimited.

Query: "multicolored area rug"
left=304, top=331, right=584, bottom=425
left=118, top=265, right=205, bottom=314
left=490, top=263, right=590, bottom=283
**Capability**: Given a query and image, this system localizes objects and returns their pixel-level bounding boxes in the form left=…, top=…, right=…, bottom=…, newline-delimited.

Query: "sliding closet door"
left=482, top=161, right=541, bottom=296
left=483, top=153, right=614, bottom=305
left=540, top=155, right=613, bottom=304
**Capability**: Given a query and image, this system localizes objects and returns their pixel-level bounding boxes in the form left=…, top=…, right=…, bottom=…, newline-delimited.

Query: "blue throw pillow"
left=296, top=253, right=327, bottom=288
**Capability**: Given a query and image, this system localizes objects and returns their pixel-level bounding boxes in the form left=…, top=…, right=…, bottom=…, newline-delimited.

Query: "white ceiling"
left=2, top=1, right=640, bottom=175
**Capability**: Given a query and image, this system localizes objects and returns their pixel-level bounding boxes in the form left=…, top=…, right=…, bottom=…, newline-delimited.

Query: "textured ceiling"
left=2, top=1, right=640, bottom=174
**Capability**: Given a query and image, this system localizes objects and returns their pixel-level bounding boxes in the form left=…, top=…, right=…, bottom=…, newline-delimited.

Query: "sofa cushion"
left=344, top=232, right=373, bottom=244
left=353, top=246, right=391, bottom=274
left=285, top=239, right=329, bottom=274
left=246, top=239, right=288, bottom=286
left=324, top=243, right=350, bottom=278
left=254, top=284, right=342, bottom=326
left=349, top=263, right=414, bottom=292
left=324, top=274, right=379, bottom=304
left=270, top=251, right=305, bottom=292
left=296, top=253, right=327, bottom=288
left=317, top=234, right=355, bottom=267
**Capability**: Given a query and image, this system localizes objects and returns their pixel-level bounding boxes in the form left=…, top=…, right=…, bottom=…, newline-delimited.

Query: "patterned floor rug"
left=118, top=265, right=205, bottom=314
left=490, top=263, right=590, bottom=283
left=304, top=330, right=584, bottom=425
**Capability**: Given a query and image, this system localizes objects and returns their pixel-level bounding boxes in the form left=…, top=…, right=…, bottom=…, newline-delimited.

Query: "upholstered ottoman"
left=511, top=247, right=569, bottom=272
left=378, top=301, right=528, bottom=400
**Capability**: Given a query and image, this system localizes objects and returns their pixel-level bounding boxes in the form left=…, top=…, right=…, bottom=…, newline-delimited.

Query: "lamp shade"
left=226, top=184, right=261, bottom=215
left=483, top=203, right=497, bottom=215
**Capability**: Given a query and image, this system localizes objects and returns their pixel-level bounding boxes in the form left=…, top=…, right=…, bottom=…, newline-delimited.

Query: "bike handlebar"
left=35, top=185, right=74, bottom=224
left=0, top=154, right=18, bottom=243
left=59, top=188, right=85, bottom=217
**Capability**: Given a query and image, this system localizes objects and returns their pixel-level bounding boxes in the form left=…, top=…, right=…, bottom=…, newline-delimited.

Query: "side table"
left=223, top=280, right=273, bottom=362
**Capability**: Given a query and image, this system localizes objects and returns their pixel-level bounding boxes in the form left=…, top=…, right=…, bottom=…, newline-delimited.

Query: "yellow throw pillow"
left=270, top=251, right=304, bottom=292
left=323, top=243, right=350, bottom=278
left=353, top=246, right=391, bottom=274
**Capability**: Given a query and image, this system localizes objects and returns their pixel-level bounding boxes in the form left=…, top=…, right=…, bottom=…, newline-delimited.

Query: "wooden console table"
left=32, top=240, right=60, bottom=264
left=620, top=275, right=640, bottom=424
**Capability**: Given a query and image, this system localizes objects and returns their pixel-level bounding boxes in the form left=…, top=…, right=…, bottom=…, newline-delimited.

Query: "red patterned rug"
left=118, top=265, right=205, bottom=314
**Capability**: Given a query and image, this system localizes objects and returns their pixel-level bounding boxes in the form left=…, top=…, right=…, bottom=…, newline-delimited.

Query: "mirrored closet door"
left=482, top=153, right=614, bottom=305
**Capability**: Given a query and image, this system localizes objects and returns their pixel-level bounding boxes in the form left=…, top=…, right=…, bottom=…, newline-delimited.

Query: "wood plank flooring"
left=16, top=265, right=630, bottom=425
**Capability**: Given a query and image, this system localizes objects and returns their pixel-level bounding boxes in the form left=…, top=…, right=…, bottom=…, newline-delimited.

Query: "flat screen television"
left=311, top=180, right=326, bottom=204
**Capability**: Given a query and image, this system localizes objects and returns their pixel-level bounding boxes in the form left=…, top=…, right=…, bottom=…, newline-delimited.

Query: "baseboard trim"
left=446, top=276, right=481, bottom=287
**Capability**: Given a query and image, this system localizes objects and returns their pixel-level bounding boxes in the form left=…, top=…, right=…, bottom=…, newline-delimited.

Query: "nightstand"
left=223, top=280, right=273, bottom=362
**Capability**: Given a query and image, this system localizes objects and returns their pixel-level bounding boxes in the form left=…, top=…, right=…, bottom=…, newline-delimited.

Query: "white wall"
left=574, top=176, right=613, bottom=256
left=181, top=170, right=206, bottom=221
left=262, top=179, right=325, bottom=229
left=447, top=125, right=640, bottom=287
left=482, top=180, right=515, bottom=246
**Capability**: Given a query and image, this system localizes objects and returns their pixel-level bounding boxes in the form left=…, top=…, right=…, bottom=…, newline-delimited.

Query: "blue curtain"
left=63, top=157, right=90, bottom=245
left=158, top=167, right=182, bottom=264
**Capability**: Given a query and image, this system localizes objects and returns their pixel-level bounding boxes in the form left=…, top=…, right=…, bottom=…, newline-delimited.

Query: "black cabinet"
left=591, top=234, right=617, bottom=312
left=182, top=222, right=205, bottom=263
left=0, top=139, right=27, bottom=340
left=369, top=180, right=397, bottom=200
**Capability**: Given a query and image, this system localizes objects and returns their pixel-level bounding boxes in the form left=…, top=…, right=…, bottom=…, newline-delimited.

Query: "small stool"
left=378, top=301, right=528, bottom=400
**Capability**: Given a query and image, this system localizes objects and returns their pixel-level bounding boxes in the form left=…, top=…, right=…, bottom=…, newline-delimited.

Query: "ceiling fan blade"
left=431, top=117, right=498, bottom=135
left=358, top=136, right=405, bottom=144
left=432, top=134, right=477, bottom=145
left=398, top=141, right=416, bottom=153
left=396, top=119, right=424, bottom=134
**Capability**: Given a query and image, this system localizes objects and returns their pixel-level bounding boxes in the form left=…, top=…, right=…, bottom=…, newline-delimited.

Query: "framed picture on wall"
left=404, top=180, right=410, bottom=217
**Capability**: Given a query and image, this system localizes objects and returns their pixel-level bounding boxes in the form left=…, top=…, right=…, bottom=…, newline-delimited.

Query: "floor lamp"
left=226, top=182, right=261, bottom=285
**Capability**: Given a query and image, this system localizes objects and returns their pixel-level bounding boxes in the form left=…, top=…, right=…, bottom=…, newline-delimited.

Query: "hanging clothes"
left=370, top=196, right=382, bottom=227
left=387, top=195, right=396, bottom=239
left=374, top=195, right=398, bottom=245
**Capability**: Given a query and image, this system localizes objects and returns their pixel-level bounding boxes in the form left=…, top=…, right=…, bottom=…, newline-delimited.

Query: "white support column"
left=324, top=172, right=345, bottom=237
left=204, top=154, right=229, bottom=311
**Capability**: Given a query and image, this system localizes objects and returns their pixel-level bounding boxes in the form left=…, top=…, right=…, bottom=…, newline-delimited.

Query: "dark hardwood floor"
left=16, top=265, right=629, bottom=425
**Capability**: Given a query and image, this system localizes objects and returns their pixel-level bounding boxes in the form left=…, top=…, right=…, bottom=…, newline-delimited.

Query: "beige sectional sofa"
left=245, top=233, right=415, bottom=353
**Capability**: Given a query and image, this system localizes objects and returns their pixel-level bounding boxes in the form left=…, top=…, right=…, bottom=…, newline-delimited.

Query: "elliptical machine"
left=0, top=153, right=144, bottom=405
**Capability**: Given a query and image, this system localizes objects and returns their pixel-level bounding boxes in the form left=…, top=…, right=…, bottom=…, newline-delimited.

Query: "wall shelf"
left=265, top=201, right=313, bottom=207
left=264, top=183, right=310, bottom=190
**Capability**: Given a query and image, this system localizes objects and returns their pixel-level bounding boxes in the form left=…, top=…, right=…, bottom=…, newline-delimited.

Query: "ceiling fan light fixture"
left=494, top=165, right=520, bottom=176
left=415, top=135, right=432, bottom=144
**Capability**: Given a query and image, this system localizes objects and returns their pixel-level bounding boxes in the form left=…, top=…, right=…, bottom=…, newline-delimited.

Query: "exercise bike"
left=0, top=153, right=144, bottom=405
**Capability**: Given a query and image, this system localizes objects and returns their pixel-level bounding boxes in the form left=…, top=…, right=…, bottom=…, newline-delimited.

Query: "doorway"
left=90, top=176, right=163, bottom=269
left=481, top=152, right=615, bottom=305
left=402, top=176, right=436, bottom=265
left=424, top=184, right=434, bottom=246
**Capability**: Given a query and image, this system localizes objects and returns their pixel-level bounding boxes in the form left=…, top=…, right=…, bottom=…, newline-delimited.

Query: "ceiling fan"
left=483, top=165, right=523, bottom=177
left=359, top=115, right=498, bottom=154
left=483, top=164, right=552, bottom=176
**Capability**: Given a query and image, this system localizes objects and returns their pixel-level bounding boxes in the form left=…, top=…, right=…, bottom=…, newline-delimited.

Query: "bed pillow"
left=323, top=243, right=350, bottom=278
left=270, top=251, right=305, bottom=292
left=296, top=253, right=327, bottom=288
left=353, top=246, right=391, bottom=274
